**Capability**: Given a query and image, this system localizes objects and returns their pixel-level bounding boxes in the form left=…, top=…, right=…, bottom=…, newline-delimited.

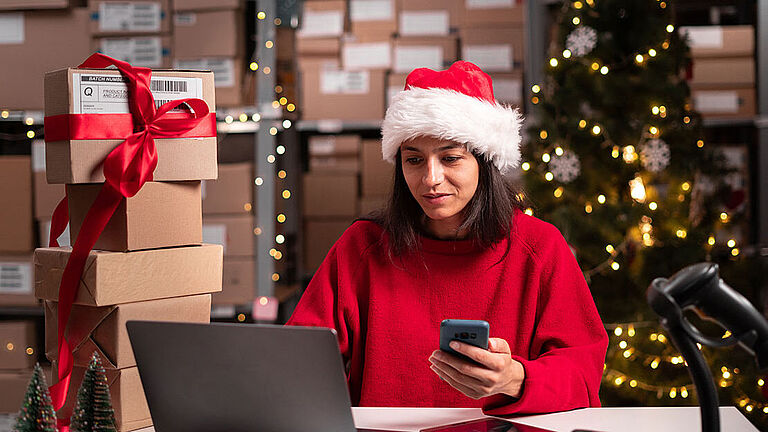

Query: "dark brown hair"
left=366, top=148, right=527, bottom=258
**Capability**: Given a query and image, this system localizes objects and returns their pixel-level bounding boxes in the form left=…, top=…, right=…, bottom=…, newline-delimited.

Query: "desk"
left=352, top=407, right=758, bottom=432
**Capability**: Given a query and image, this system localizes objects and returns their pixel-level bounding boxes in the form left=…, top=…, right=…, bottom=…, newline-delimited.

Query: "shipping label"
left=72, top=72, right=202, bottom=114
left=694, top=91, right=739, bottom=113
left=681, top=26, right=724, bottom=49
left=466, top=0, right=515, bottom=9
left=320, top=70, right=370, bottom=95
left=298, top=10, right=344, bottom=37
left=0, top=12, right=24, bottom=44
left=32, top=139, right=46, bottom=172
left=202, top=224, right=227, bottom=254
left=463, top=44, right=513, bottom=72
left=99, top=2, right=162, bottom=33
left=394, top=46, right=443, bottom=73
left=309, top=136, right=337, bottom=156
left=173, top=12, right=197, bottom=26
left=399, top=11, right=449, bottom=36
left=0, top=262, right=32, bottom=295
left=100, top=37, right=163, bottom=68
left=343, top=42, right=391, bottom=69
left=350, top=0, right=394, bottom=22
left=174, top=58, right=235, bottom=88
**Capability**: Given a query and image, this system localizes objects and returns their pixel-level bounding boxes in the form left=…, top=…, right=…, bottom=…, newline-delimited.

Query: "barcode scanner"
left=648, top=262, right=768, bottom=432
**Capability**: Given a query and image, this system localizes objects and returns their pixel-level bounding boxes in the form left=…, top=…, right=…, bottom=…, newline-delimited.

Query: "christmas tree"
left=524, top=0, right=765, bottom=429
left=70, top=352, right=117, bottom=432
left=13, top=363, right=57, bottom=432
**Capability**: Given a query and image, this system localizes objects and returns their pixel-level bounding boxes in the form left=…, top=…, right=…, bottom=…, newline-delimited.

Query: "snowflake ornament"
left=641, top=139, right=671, bottom=173
left=566, top=26, right=598, bottom=57
left=549, top=150, right=581, bottom=183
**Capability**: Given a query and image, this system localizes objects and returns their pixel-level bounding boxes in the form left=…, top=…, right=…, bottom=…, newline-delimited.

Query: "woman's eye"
left=405, top=157, right=422, bottom=164
left=443, top=156, right=461, bottom=163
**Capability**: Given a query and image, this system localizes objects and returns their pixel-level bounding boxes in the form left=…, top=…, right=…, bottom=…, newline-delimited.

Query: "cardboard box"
left=392, top=36, right=458, bottom=73
left=0, top=156, right=33, bottom=253
left=45, top=294, right=211, bottom=369
left=202, top=215, right=253, bottom=256
left=387, top=72, right=407, bottom=107
left=173, top=57, right=243, bottom=107
left=300, top=67, right=386, bottom=120
left=457, top=0, right=524, bottom=28
left=68, top=181, right=202, bottom=252
left=173, top=0, right=241, bottom=11
left=0, top=321, right=36, bottom=370
left=342, top=39, right=392, bottom=70
left=0, top=0, right=69, bottom=10
left=460, top=26, right=525, bottom=72
left=681, top=25, right=754, bottom=58
left=34, top=244, right=223, bottom=306
left=213, top=258, right=254, bottom=304
left=0, top=255, right=37, bottom=307
left=490, top=70, right=523, bottom=106
left=202, top=163, right=253, bottom=215
left=33, top=172, right=64, bottom=222
left=691, top=86, right=755, bottom=118
left=44, top=67, right=218, bottom=184
left=350, top=0, right=397, bottom=39
left=296, top=38, right=341, bottom=56
left=93, top=35, right=173, bottom=69
left=89, top=0, right=171, bottom=36
left=397, top=0, right=459, bottom=34
left=361, top=139, right=394, bottom=197
left=690, top=57, right=755, bottom=87
left=310, top=156, right=360, bottom=173
left=303, top=173, right=358, bottom=217
left=308, top=135, right=361, bottom=157
left=297, top=0, right=346, bottom=39
left=359, top=195, right=387, bottom=216
left=0, top=370, right=33, bottom=414
left=0, top=9, right=91, bottom=110
left=54, top=364, right=151, bottom=432
left=173, top=9, right=243, bottom=58
left=303, top=219, right=353, bottom=272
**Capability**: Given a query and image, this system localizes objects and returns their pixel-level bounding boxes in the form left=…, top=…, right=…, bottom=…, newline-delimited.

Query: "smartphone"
left=420, top=418, right=555, bottom=432
left=439, top=319, right=490, bottom=363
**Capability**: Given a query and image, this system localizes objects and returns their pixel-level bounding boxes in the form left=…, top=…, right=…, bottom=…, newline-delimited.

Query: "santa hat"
left=381, top=61, right=523, bottom=174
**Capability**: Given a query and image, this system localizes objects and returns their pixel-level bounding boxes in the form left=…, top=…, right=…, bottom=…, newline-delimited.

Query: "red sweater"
left=288, top=211, right=608, bottom=415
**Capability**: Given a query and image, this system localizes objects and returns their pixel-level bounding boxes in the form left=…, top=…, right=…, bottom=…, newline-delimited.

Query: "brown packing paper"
left=34, top=244, right=223, bottom=306
left=53, top=363, right=151, bottom=432
left=44, top=294, right=211, bottom=369
left=44, top=67, right=218, bottom=184
left=68, top=181, right=203, bottom=252
left=0, top=156, right=34, bottom=253
left=0, top=321, right=37, bottom=371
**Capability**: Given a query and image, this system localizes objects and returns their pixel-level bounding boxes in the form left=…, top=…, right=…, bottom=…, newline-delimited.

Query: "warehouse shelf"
left=297, top=119, right=383, bottom=132
left=701, top=117, right=757, bottom=127
left=0, top=306, right=44, bottom=318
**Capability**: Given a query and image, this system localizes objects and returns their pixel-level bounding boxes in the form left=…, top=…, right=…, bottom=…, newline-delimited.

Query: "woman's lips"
left=423, top=193, right=451, bottom=205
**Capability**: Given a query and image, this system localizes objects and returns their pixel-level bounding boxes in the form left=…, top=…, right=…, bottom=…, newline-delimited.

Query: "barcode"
left=151, top=80, right=187, bottom=92
left=154, top=99, right=190, bottom=110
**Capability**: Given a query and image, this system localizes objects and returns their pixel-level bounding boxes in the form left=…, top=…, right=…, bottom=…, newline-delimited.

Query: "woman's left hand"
left=428, top=337, right=525, bottom=400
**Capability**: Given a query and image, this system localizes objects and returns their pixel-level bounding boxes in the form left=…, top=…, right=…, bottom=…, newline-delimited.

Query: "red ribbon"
left=45, top=53, right=214, bottom=431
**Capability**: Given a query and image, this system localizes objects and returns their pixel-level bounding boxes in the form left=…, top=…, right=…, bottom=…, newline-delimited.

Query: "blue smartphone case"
left=439, top=319, right=490, bottom=361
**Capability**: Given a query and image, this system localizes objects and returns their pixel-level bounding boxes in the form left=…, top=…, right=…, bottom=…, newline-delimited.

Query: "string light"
left=24, top=117, right=33, bottom=125
left=629, top=175, right=646, bottom=203
left=282, top=119, right=292, bottom=128
left=257, top=11, right=266, bottom=19
left=25, top=347, right=33, bottom=355
left=572, top=17, right=580, bottom=25
left=606, top=244, right=615, bottom=254
left=276, top=214, right=286, bottom=223
left=554, top=186, right=564, bottom=198
left=269, top=127, right=278, bottom=135
left=732, top=248, right=740, bottom=256
left=272, top=101, right=280, bottom=109
left=539, top=130, right=548, bottom=139
left=649, top=202, right=657, bottom=211
left=254, top=227, right=262, bottom=235
left=676, top=229, right=687, bottom=239
left=275, top=234, right=285, bottom=244
left=275, top=85, right=283, bottom=93
left=651, top=106, right=660, bottom=115
left=579, top=119, right=587, bottom=128
left=225, top=115, right=233, bottom=123
left=727, top=239, right=736, bottom=248
left=611, top=146, right=620, bottom=158
left=592, top=125, right=601, bottom=135
left=237, top=313, right=246, bottom=322
left=244, top=203, right=252, bottom=211
left=681, top=182, right=690, bottom=191
left=239, top=113, right=248, bottom=122
left=254, top=177, right=263, bottom=186
left=720, top=212, right=729, bottom=222
left=666, top=24, right=674, bottom=33
left=585, top=203, right=593, bottom=213
left=555, top=146, right=564, bottom=156
left=287, top=104, right=296, bottom=112
left=635, top=54, right=644, bottom=64
left=591, top=62, right=600, bottom=71
left=531, top=84, right=541, bottom=93
left=545, top=172, right=554, bottom=181
left=521, top=162, right=530, bottom=171
left=276, top=145, right=286, bottom=154
left=279, top=97, right=288, bottom=105
left=524, top=208, right=534, bottom=216
left=267, top=154, right=276, bottom=163
left=707, top=236, right=715, bottom=246
left=597, top=194, right=606, bottom=204
left=27, top=131, right=35, bottom=138
left=271, top=273, right=280, bottom=281
left=252, top=113, right=261, bottom=122
left=263, top=66, right=271, bottom=74
left=600, top=66, right=609, bottom=75
left=532, top=96, right=540, bottom=104
left=563, top=49, right=572, bottom=58
left=278, top=170, right=287, bottom=179
left=549, top=58, right=559, bottom=67
left=542, top=153, right=551, bottom=162
left=265, top=40, right=274, bottom=49
left=0, top=110, right=8, bottom=118
left=282, top=190, right=291, bottom=199
left=573, top=1, right=583, bottom=8
left=611, top=261, right=620, bottom=271
left=249, top=62, right=258, bottom=71
left=697, top=139, right=704, bottom=148
left=648, top=48, right=657, bottom=57
left=274, top=18, right=282, bottom=25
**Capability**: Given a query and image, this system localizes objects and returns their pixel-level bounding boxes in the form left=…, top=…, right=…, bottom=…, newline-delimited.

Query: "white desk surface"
left=130, top=406, right=758, bottom=432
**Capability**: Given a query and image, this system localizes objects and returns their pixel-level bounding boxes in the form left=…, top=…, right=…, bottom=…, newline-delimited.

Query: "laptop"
left=127, top=321, right=555, bottom=432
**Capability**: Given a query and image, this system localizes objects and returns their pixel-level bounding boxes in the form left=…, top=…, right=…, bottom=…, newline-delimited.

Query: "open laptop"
left=127, top=321, right=554, bottom=432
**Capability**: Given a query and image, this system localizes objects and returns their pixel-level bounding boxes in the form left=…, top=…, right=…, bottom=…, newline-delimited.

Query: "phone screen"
left=420, top=418, right=554, bottom=432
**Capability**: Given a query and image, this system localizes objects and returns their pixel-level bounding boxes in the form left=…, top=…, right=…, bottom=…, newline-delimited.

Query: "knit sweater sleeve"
left=483, top=226, right=609, bottom=415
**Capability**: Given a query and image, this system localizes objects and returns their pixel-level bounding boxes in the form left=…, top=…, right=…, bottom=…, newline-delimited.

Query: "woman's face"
left=400, top=136, right=479, bottom=236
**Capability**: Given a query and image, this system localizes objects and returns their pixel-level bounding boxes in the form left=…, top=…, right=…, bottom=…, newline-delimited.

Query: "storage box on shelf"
left=396, top=0, right=459, bottom=36
left=92, top=35, right=173, bottom=69
left=0, top=156, right=34, bottom=254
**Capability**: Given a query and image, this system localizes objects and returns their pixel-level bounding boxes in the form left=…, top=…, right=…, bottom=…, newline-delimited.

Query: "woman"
left=288, top=61, right=608, bottom=415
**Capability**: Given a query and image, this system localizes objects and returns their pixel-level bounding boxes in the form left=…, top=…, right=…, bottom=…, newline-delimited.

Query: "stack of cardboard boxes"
left=34, top=66, right=222, bottom=431
left=297, top=0, right=525, bottom=121
left=0, top=0, right=248, bottom=111
left=684, top=25, right=755, bottom=119
left=202, top=163, right=256, bottom=305
left=0, top=320, right=40, bottom=413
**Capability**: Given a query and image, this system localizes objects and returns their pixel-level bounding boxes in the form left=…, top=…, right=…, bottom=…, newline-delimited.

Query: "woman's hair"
left=366, top=147, right=528, bottom=258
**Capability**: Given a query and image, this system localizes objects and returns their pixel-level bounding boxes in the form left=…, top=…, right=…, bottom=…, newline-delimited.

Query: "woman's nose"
left=423, top=158, right=444, bottom=187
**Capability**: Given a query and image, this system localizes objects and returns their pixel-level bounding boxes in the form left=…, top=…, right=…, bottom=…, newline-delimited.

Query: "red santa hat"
left=381, top=61, right=523, bottom=174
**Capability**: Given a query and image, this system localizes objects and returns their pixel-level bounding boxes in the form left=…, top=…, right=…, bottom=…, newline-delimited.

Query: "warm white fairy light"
left=629, top=175, right=646, bottom=203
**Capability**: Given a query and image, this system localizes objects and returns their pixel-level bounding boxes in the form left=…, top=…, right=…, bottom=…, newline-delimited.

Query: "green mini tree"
left=70, top=352, right=117, bottom=432
left=13, top=363, right=57, bottom=432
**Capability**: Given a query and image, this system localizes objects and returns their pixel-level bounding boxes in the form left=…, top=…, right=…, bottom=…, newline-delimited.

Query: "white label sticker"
left=466, top=0, right=515, bottom=9
left=99, top=2, right=162, bottom=33
left=32, top=140, right=46, bottom=172
left=0, top=262, right=32, bottom=294
left=493, top=78, right=522, bottom=104
left=681, top=26, right=724, bottom=49
left=316, top=120, right=344, bottom=133
left=0, top=13, right=24, bottom=44
left=394, top=46, right=443, bottom=73
left=203, top=224, right=227, bottom=254
left=174, top=12, right=197, bottom=26
left=343, top=42, right=391, bottom=70
left=309, top=136, right=336, bottom=156
left=72, top=72, right=203, bottom=114
left=174, top=58, right=235, bottom=88
left=320, top=70, right=370, bottom=95
left=694, top=91, right=740, bottom=113
left=298, top=10, right=344, bottom=38
left=350, top=0, right=393, bottom=22
left=100, top=37, right=163, bottom=68
left=399, top=11, right=449, bottom=36
left=42, top=221, right=71, bottom=248
left=463, top=44, right=513, bottom=71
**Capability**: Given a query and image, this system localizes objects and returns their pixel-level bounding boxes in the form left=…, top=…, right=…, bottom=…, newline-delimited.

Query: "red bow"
left=45, top=53, right=213, bottom=431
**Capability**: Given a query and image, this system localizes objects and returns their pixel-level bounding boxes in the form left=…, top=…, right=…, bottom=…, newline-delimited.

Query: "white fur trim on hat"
left=381, top=87, right=523, bottom=174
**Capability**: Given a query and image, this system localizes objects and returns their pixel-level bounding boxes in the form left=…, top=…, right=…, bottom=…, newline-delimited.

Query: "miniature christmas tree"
left=70, top=352, right=117, bottom=432
left=13, top=363, right=57, bottom=432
